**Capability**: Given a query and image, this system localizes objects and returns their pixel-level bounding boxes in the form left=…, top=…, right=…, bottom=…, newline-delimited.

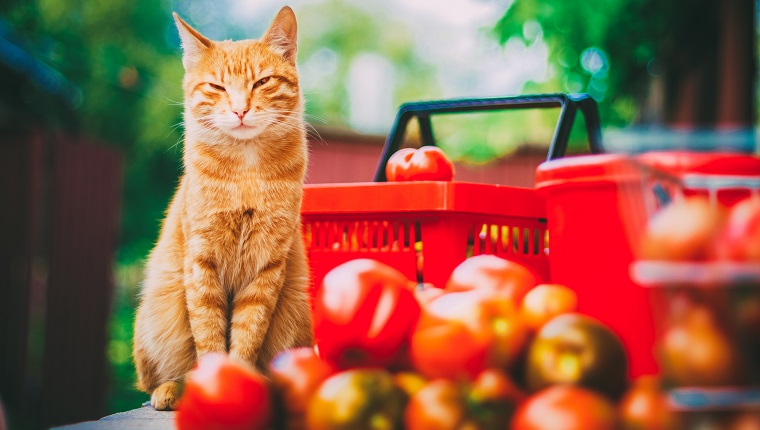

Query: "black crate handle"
left=373, top=93, right=603, bottom=182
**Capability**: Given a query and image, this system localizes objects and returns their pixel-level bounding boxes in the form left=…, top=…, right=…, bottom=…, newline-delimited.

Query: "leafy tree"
left=495, top=0, right=756, bottom=132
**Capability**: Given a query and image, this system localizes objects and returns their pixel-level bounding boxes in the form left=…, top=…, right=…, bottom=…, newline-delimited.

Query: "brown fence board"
left=0, top=132, right=43, bottom=422
left=40, top=136, right=122, bottom=428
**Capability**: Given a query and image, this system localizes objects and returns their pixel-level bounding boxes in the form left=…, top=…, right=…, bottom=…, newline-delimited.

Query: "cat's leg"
left=184, top=250, right=229, bottom=356
left=228, top=259, right=288, bottom=369
left=254, top=279, right=314, bottom=372
left=255, top=238, right=314, bottom=372
left=133, top=269, right=195, bottom=411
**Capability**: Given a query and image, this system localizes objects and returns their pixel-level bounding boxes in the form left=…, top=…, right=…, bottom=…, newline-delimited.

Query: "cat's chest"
left=186, top=176, right=300, bottom=283
left=191, top=179, right=296, bottom=236
left=202, top=174, right=264, bottom=207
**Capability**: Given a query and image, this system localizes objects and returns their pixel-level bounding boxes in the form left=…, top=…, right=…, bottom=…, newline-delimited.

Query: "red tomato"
left=640, top=196, right=725, bottom=261
left=511, top=385, right=618, bottom=430
left=269, top=347, right=335, bottom=429
left=520, top=284, right=578, bottom=331
left=175, top=353, right=271, bottom=430
left=525, top=313, right=629, bottom=401
left=313, top=259, right=421, bottom=369
left=306, top=368, right=406, bottom=430
left=715, top=195, right=760, bottom=262
left=619, top=375, right=681, bottom=430
left=405, top=369, right=524, bottom=430
left=385, top=146, right=455, bottom=182
left=405, top=379, right=468, bottom=430
left=467, top=368, right=526, bottom=428
left=445, top=255, right=539, bottom=305
left=410, top=290, right=527, bottom=380
left=660, top=303, right=739, bottom=386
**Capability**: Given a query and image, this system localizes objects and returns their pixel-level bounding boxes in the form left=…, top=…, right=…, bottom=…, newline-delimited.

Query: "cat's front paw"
left=150, top=381, right=183, bottom=411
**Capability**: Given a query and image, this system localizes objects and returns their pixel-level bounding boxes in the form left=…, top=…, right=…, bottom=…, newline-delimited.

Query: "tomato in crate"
left=616, top=151, right=760, bottom=417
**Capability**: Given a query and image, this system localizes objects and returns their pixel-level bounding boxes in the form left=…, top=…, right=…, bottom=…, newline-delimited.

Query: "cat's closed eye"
left=208, top=83, right=226, bottom=91
left=253, top=77, right=270, bottom=89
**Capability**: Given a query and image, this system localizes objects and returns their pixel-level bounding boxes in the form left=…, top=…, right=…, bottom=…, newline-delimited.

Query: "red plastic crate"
left=535, top=154, right=659, bottom=378
left=535, top=151, right=760, bottom=379
left=637, top=151, right=760, bottom=206
left=301, top=181, right=549, bottom=294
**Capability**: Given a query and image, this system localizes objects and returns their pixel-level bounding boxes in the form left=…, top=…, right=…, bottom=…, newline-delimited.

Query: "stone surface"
left=54, top=405, right=175, bottom=430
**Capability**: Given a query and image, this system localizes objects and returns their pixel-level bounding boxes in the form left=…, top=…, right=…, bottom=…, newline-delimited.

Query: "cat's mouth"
left=230, top=123, right=261, bottom=133
left=223, top=122, right=265, bottom=140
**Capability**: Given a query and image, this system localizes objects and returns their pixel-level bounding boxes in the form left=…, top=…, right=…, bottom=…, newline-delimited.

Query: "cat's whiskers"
left=185, top=114, right=228, bottom=143
left=164, top=121, right=186, bottom=147
left=261, top=111, right=325, bottom=146
left=260, top=117, right=310, bottom=142
left=290, top=116, right=326, bottom=145
left=164, top=96, right=185, bottom=107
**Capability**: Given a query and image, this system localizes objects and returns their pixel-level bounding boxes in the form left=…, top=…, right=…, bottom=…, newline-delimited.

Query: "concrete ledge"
left=54, top=405, right=174, bottom=430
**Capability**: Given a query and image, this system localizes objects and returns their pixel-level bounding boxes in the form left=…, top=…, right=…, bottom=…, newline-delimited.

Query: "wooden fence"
left=0, top=131, right=122, bottom=429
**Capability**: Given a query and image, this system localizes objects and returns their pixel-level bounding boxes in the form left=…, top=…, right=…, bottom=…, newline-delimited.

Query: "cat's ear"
left=173, top=12, right=213, bottom=70
left=263, top=6, right=298, bottom=64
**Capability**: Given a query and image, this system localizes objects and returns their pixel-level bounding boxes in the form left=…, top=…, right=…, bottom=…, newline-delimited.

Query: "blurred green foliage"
left=433, top=109, right=561, bottom=162
left=296, top=0, right=438, bottom=126
left=495, top=0, right=726, bottom=127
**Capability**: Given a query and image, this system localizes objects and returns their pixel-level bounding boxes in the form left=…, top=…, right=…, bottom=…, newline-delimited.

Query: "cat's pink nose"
left=233, top=110, right=248, bottom=120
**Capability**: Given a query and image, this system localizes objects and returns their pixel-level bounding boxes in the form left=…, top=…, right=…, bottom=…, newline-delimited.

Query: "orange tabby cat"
left=133, top=6, right=313, bottom=411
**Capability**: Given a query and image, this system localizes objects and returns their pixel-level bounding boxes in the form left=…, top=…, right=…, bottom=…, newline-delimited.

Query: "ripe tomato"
left=405, top=379, right=467, bottom=430
left=511, top=385, right=618, bottom=430
left=313, top=259, right=420, bottom=369
left=640, top=196, right=725, bottom=261
left=520, top=284, right=578, bottom=331
left=306, top=368, right=406, bottom=430
left=410, top=290, right=527, bottom=380
left=445, top=255, right=539, bottom=306
left=525, top=313, right=628, bottom=401
left=619, top=375, right=681, bottom=430
left=175, top=353, right=271, bottom=430
left=715, top=195, right=760, bottom=262
left=385, top=146, right=455, bottom=182
left=269, top=347, right=335, bottom=429
left=405, top=369, right=523, bottom=430
left=467, top=368, right=526, bottom=428
left=660, top=303, right=739, bottom=386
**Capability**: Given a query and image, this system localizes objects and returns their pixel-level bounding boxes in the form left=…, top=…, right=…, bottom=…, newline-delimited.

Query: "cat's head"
left=174, top=7, right=302, bottom=142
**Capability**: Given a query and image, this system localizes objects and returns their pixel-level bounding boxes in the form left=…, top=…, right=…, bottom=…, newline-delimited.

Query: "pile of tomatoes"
left=636, top=194, right=760, bottom=393
left=175, top=254, right=680, bottom=430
